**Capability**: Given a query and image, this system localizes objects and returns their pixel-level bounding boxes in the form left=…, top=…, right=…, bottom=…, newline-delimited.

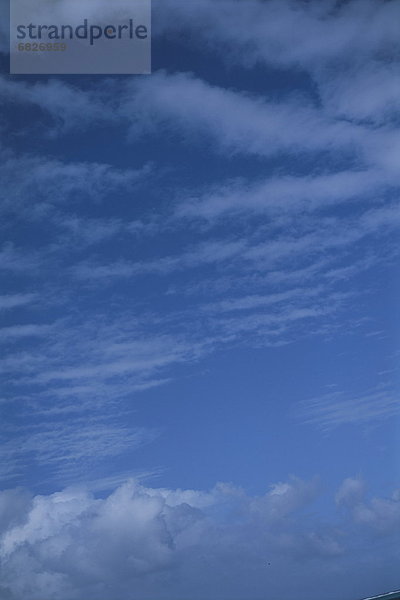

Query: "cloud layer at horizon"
left=0, top=476, right=399, bottom=600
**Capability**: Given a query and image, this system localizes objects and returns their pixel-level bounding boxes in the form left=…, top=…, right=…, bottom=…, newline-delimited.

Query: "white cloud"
left=0, top=311, right=211, bottom=484
left=177, top=168, right=394, bottom=221
left=299, top=386, right=400, bottom=429
left=202, top=287, right=322, bottom=314
left=0, top=244, right=40, bottom=274
left=3, top=0, right=399, bottom=152
left=73, top=238, right=247, bottom=280
left=0, top=150, right=148, bottom=216
left=124, top=71, right=366, bottom=159
left=336, top=477, right=366, bottom=507
left=1, top=7, right=399, bottom=596
left=0, top=476, right=398, bottom=600
left=0, top=76, right=115, bottom=133
left=352, top=493, right=400, bottom=534
left=336, top=478, right=400, bottom=535
left=123, top=69, right=400, bottom=178
left=318, top=61, right=400, bottom=126
left=0, top=324, right=52, bottom=341
left=157, top=1, right=400, bottom=112
left=0, top=294, right=36, bottom=311
left=3, top=421, right=154, bottom=481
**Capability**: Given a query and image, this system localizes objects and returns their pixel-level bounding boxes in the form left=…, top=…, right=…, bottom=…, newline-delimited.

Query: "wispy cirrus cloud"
left=124, top=71, right=367, bottom=159
left=176, top=169, right=396, bottom=221
left=0, top=76, right=117, bottom=133
left=156, top=0, right=399, bottom=69
left=0, top=418, right=155, bottom=484
left=157, top=0, right=400, bottom=127
left=0, top=307, right=210, bottom=484
left=0, top=243, right=41, bottom=274
left=0, top=324, right=52, bottom=341
left=0, top=294, right=36, bottom=311
left=299, top=385, right=400, bottom=430
left=72, top=238, right=247, bottom=281
left=0, top=149, right=150, bottom=217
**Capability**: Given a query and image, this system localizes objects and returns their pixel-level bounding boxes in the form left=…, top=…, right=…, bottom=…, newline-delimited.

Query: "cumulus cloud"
left=0, top=477, right=398, bottom=600
left=351, top=493, right=400, bottom=534
left=336, top=477, right=400, bottom=536
left=336, top=477, right=366, bottom=508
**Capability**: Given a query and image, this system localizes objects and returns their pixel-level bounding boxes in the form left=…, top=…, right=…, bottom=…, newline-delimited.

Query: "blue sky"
left=0, top=1, right=400, bottom=599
